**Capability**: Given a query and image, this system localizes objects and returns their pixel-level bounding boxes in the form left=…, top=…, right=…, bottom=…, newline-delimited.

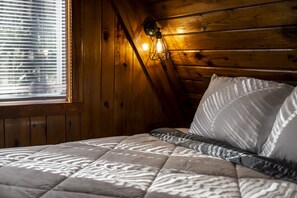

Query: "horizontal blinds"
left=0, top=0, right=67, bottom=102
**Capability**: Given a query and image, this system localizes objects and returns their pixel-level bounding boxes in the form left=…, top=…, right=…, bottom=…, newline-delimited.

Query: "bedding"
left=261, top=86, right=297, bottom=162
left=0, top=129, right=297, bottom=198
left=189, top=74, right=294, bottom=153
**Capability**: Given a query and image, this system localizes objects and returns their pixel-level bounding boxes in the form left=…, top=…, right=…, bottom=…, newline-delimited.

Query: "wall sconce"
left=143, top=19, right=169, bottom=61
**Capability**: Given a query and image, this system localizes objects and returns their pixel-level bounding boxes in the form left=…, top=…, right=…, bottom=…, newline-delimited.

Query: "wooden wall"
left=3, top=0, right=296, bottom=148
left=145, top=0, right=297, bottom=110
left=0, top=0, right=169, bottom=148
left=69, top=0, right=169, bottom=138
left=0, top=104, right=82, bottom=147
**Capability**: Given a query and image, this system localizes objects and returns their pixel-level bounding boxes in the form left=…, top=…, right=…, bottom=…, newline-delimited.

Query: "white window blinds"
left=0, top=0, right=68, bottom=102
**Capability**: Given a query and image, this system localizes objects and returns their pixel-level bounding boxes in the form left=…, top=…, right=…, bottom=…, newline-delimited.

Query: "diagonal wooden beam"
left=111, top=0, right=193, bottom=124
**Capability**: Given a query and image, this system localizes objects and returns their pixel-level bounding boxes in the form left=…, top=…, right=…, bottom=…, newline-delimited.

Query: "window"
left=0, top=0, right=71, bottom=103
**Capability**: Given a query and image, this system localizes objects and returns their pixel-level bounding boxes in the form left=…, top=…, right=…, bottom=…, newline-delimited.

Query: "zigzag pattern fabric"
left=261, top=87, right=297, bottom=162
left=190, top=75, right=293, bottom=153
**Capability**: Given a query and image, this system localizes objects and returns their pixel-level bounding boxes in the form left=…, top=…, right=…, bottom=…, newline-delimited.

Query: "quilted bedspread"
left=0, top=130, right=296, bottom=198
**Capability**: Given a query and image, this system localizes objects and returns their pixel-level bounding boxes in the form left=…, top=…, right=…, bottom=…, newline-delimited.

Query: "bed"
left=1, top=75, right=297, bottom=198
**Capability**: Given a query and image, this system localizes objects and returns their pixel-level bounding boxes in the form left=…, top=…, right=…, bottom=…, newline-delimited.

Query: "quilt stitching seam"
left=38, top=138, right=129, bottom=198
left=142, top=145, right=177, bottom=198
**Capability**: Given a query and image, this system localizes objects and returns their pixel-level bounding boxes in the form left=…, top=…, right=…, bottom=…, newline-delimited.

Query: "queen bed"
left=1, top=74, right=297, bottom=198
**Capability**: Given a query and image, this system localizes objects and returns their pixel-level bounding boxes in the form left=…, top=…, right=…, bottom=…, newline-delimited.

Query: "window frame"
left=0, top=0, right=72, bottom=105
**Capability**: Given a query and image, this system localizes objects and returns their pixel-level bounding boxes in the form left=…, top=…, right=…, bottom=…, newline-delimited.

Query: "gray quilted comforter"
left=0, top=129, right=296, bottom=198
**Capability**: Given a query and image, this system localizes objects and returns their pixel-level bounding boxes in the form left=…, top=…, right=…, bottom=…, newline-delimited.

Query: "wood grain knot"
left=195, top=53, right=206, bottom=60
left=104, top=101, right=109, bottom=108
left=281, top=27, right=297, bottom=40
left=103, top=31, right=109, bottom=40
left=288, top=54, right=297, bottom=63
left=206, top=60, right=214, bottom=66
left=200, top=24, right=207, bottom=32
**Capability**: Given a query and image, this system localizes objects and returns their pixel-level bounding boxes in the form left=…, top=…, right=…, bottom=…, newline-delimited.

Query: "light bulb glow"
left=142, top=43, right=149, bottom=51
left=156, top=39, right=163, bottom=53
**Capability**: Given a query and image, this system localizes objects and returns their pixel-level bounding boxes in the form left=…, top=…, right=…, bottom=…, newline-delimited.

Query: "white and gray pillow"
left=261, top=86, right=297, bottom=162
left=189, top=74, right=294, bottom=153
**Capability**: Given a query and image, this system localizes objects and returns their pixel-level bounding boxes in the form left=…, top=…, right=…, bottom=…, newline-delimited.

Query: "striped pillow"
left=189, top=74, right=294, bottom=153
left=261, top=86, right=297, bottom=162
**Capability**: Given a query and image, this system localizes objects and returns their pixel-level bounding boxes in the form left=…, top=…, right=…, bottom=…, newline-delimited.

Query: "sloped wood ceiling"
left=113, top=0, right=192, bottom=126
left=146, top=0, right=297, bottom=108
left=114, top=0, right=297, bottom=118
left=112, top=0, right=193, bottom=124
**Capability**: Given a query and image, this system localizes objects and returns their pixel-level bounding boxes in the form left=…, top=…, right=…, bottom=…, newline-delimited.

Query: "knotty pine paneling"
left=1, top=113, right=81, bottom=148
left=165, top=27, right=297, bottom=50
left=112, top=0, right=190, bottom=123
left=177, top=66, right=297, bottom=82
left=30, top=116, right=47, bottom=146
left=66, top=114, right=81, bottom=142
left=47, top=115, right=66, bottom=144
left=5, top=118, right=30, bottom=147
left=146, top=0, right=283, bottom=19
left=114, top=23, right=134, bottom=135
left=159, top=1, right=297, bottom=34
left=0, top=103, right=82, bottom=119
left=0, top=120, right=4, bottom=148
left=78, top=0, right=102, bottom=139
left=0, top=102, right=82, bottom=148
left=179, top=66, right=297, bottom=108
left=144, top=0, right=297, bottom=109
left=100, top=0, right=116, bottom=137
left=113, top=20, right=169, bottom=134
left=132, top=55, right=150, bottom=135
left=171, top=50, right=297, bottom=69
left=72, top=0, right=170, bottom=138
left=132, top=54, right=169, bottom=133
left=182, top=80, right=209, bottom=95
left=188, top=94, right=204, bottom=107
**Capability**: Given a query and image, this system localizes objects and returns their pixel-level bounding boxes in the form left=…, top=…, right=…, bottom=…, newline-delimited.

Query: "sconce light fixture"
left=143, top=19, right=168, bottom=61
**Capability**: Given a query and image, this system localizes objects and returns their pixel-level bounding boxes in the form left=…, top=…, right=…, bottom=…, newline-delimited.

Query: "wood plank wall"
left=73, top=0, right=169, bottom=138
left=0, top=0, right=169, bottom=148
left=0, top=113, right=81, bottom=148
left=0, top=103, right=82, bottom=148
left=145, top=0, right=297, bottom=110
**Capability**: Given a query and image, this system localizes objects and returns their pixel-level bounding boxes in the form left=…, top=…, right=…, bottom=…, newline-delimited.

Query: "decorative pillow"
left=261, top=86, right=297, bottom=162
left=189, top=74, right=294, bottom=153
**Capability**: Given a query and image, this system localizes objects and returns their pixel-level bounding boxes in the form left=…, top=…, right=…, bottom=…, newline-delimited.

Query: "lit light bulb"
left=156, top=39, right=163, bottom=53
left=142, top=43, right=149, bottom=51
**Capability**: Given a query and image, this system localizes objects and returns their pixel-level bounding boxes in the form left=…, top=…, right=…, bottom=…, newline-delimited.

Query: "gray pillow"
left=189, top=74, right=294, bottom=153
left=261, top=86, right=297, bottom=162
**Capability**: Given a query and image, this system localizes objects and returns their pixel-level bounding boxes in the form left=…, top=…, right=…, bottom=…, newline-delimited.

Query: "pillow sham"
left=189, top=74, right=294, bottom=153
left=261, top=86, right=297, bottom=162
